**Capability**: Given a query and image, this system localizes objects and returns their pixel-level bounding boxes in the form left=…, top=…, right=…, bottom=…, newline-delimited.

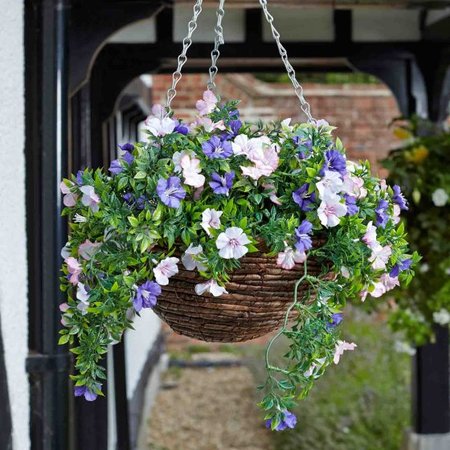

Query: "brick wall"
left=152, top=73, right=401, bottom=172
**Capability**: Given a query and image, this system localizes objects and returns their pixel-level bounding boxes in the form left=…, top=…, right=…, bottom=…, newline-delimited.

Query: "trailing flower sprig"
left=59, top=90, right=416, bottom=428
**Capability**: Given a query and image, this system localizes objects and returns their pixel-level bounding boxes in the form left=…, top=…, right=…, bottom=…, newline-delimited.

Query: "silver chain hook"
left=165, top=0, right=204, bottom=116
left=258, top=0, right=315, bottom=123
left=207, top=0, right=226, bottom=96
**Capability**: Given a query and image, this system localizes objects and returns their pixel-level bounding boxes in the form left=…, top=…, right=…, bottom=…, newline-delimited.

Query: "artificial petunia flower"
left=344, top=194, right=359, bottom=216
left=202, top=136, right=233, bottom=159
left=362, top=221, right=378, bottom=249
left=156, top=177, right=186, bottom=209
left=201, top=208, right=222, bottom=236
left=292, top=183, right=316, bottom=211
left=294, top=220, right=313, bottom=253
left=276, top=246, right=306, bottom=270
left=80, top=186, right=100, bottom=213
left=316, top=170, right=344, bottom=199
left=392, top=185, right=408, bottom=210
left=61, top=242, right=71, bottom=259
left=195, top=279, right=228, bottom=297
left=133, top=281, right=161, bottom=312
left=241, top=143, right=279, bottom=180
left=370, top=274, right=400, bottom=298
left=74, top=213, right=87, bottom=223
left=74, top=385, right=100, bottom=402
left=231, top=134, right=271, bottom=157
left=321, top=150, right=347, bottom=177
left=333, top=340, right=357, bottom=364
left=174, top=122, right=190, bottom=135
left=369, top=244, right=392, bottom=270
left=326, top=313, right=344, bottom=330
left=317, top=192, right=347, bottom=228
left=172, top=150, right=193, bottom=173
left=390, top=258, right=412, bottom=277
left=153, top=257, right=179, bottom=286
left=375, top=199, right=389, bottom=228
left=66, top=257, right=82, bottom=285
left=108, top=159, right=123, bottom=175
left=196, top=90, right=218, bottom=116
left=216, top=227, right=251, bottom=259
left=342, top=174, right=367, bottom=199
left=78, top=239, right=101, bottom=260
left=76, top=282, right=90, bottom=315
left=193, top=116, right=226, bottom=133
left=209, top=171, right=235, bottom=196
left=181, top=244, right=207, bottom=272
left=181, top=154, right=205, bottom=188
left=265, top=410, right=297, bottom=431
left=60, top=181, right=78, bottom=207
left=144, top=104, right=177, bottom=137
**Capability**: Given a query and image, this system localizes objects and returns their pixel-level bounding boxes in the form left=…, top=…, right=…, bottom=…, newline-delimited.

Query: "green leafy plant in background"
left=382, top=117, right=450, bottom=345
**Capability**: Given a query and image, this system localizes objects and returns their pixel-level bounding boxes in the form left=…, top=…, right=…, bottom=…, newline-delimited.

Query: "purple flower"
left=294, top=220, right=313, bottom=253
left=229, top=109, right=240, bottom=119
left=326, top=313, right=344, bottom=329
left=202, top=136, right=233, bottom=159
left=292, top=184, right=316, bottom=211
left=119, top=143, right=134, bottom=152
left=390, top=258, right=413, bottom=277
left=76, top=170, right=84, bottom=186
left=266, top=410, right=297, bottom=431
left=122, top=151, right=134, bottom=165
left=133, top=281, right=162, bottom=312
left=375, top=199, right=389, bottom=228
left=135, top=195, right=147, bottom=210
left=293, top=135, right=313, bottom=159
left=321, top=150, right=347, bottom=176
left=156, top=176, right=186, bottom=208
left=174, top=123, right=189, bottom=135
left=229, top=119, right=242, bottom=137
left=209, top=171, right=235, bottom=196
left=392, top=185, right=408, bottom=211
left=123, top=193, right=133, bottom=203
left=344, top=194, right=359, bottom=216
left=74, top=385, right=99, bottom=402
left=109, top=159, right=123, bottom=175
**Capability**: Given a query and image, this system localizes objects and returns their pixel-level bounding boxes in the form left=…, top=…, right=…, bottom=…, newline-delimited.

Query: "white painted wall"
left=0, top=1, right=30, bottom=449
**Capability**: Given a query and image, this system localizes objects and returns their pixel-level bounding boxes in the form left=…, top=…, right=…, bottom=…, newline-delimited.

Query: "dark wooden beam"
left=0, top=319, right=12, bottom=450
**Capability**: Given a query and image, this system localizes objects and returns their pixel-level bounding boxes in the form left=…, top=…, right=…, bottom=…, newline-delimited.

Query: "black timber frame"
left=0, top=318, right=13, bottom=450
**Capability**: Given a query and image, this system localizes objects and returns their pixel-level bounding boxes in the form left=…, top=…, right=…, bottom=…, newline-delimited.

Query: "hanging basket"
left=154, top=239, right=330, bottom=342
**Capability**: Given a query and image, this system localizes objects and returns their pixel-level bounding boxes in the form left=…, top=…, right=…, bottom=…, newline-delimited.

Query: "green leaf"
left=134, top=171, right=147, bottom=180
left=128, top=216, right=139, bottom=227
left=58, top=334, right=70, bottom=345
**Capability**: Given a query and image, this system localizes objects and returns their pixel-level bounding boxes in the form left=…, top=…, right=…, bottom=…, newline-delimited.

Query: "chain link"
left=165, top=0, right=204, bottom=115
left=207, top=0, right=226, bottom=95
left=258, top=0, right=315, bottom=123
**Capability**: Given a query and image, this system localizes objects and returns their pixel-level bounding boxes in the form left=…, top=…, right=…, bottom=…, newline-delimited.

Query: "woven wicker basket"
left=153, top=241, right=330, bottom=342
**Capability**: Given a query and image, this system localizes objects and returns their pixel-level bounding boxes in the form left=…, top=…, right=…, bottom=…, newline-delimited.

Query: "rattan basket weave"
left=153, top=241, right=330, bottom=342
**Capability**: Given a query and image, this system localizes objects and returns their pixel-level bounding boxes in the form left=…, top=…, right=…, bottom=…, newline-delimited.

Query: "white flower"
left=201, top=208, right=223, bottom=236
left=172, top=150, right=193, bottom=173
left=78, top=239, right=102, bottom=260
left=433, top=308, right=450, bottom=325
left=196, top=90, right=218, bottom=116
left=216, top=227, right=251, bottom=260
left=394, top=341, right=416, bottom=356
left=74, top=213, right=87, bottom=223
left=369, top=244, right=392, bottom=271
left=240, top=142, right=279, bottom=181
left=153, top=257, right=179, bottom=285
left=333, top=340, right=357, bottom=364
left=392, top=204, right=401, bottom=225
left=145, top=115, right=177, bottom=137
left=181, top=244, right=207, bottom=272
left=195, top=279, right=228, bottom=297
left=281, top=118, right=293, bottom=133
left=80, top=185, right=100, bottom=213
left=304, top=357, right=327, bottom=378
left=419, top=263, right=430, bottom=273
left=342, top=174, right=367, bottom=199
left=276, top=247, right=306, bottom=270
left=317, top=192, right=347, bottom=227
left=76, top=282, right=90, bottom=315
left=193, top=117, right=225, bottom=132
left=232, top=134, right=271, bottom=157
left=370, top=273, right=399, bottom=298
left=180, top=154, right=205, bottom=188
left=362, top=221, right=378, bottom=249
left=317, top=171, right=343, bottom=199
left=61, top=242, right=71, bottom=259
left=340, top=266, right=351, bottom=279
left=432, top=188, right=448, bottom=207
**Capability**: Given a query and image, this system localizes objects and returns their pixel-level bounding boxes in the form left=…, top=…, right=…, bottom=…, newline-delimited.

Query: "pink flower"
left=196, top=90, right=218, bottom=116
left=370, top=274, right=400, bottom=298
left=333, top=340, right=357, bottom=364
left=60, top=181, right=78, bottom=207
left=342, top=175, right=367, bottom=199
left=216, top=227, right=251, bottom=259
left=241, top=144, right=279, bottom=180
left=359, top=289, right=369, bottom=302
left=153, top=257, right=179, bottom=285
left=181, top=244, right=207, bottom=271
left=201, top=208, right=222, bottom=236
left=317, top=171, right=343, bottom=198
left=180, top=154, right=205, bottom=188
left=65, top=257, right=81, bottom=285
left=78, top=239, right=101, bottom=260
left=59, top=302, right=69, bottom=312
left=317, top=192, right=347, bottom=227
left=392, top=204, right=401, bottom=225
left=151, top=104, right=165, bottom=118
left=193, top=117, right=225, bottom=132
left=276, top=247, right=306, bottom=270
left=362, top=221, right=378, bottom=249
left=369, top=244, right=392, bottom=270
left=195, top=279, right=228, bottom=297
left=172, top=150, right=193, bottom=173
left=145, top=116, right=177, bottom=137
left=80, top=186, right=100, bottom=213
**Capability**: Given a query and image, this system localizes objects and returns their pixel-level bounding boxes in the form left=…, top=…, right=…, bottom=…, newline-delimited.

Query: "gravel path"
left=146, top=364, right=274, bottom=450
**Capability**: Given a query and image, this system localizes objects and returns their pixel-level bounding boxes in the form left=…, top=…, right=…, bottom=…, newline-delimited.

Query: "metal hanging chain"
left=206, top=0, right=226, bottom=95
left=165, top=0, right=204, bottom=115
left=258, top=0, right=315, bottom=123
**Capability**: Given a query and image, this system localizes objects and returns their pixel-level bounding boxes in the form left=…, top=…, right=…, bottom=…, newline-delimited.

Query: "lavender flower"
left=293, top=135, right=313, bottom=159
left=392, top=185, right=408, bottom=210
left=292, top=183, right=316, bottom=211
left=133, top=281, right=162, bottom=312
left=109, top=159, right=123, bottom=175
left=174, top=123, right=189, bottom=135
left=266, top=410, right=297, bottom=431
left=119, top=143, right=134, bottom=152
left=375, top=199, right=389, bottom=228
left=321, top=150, right=347, bottom=176
left=390, top=258, right=413, bottom=277
left=156, top=176, right=186, bottom=208
left=119, top=143, right=135, bottom=165
left=74, top=385, right=99, bottom=402
left=344, top=194, right=359, bottom=216
left=294, top=220, right=313, bottom=253
left=229, top=119, right=242, bottom=137
left=209, top=171, right=235, bottom=196
left=123, top=193, right=133, bottom=204
left=202, top=136, right=233, bottom=159
left=326, top=313, right=344, bottom=330
left=76, top=170, right=84, bottom=186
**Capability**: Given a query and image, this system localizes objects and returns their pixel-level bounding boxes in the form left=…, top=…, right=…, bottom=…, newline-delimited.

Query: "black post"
left=0, top=318, right=13, bottom=450
left=25, top=0, right=72, bottom=449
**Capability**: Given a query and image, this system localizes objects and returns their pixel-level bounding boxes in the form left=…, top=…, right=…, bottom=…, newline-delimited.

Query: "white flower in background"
left=316, top=170, right=344, bottom=198
left=432, top=188, right=448, bottom=207
left=333, top=340, right=357, bottom=364
left=419, top=263, right=430, bottom=273
left=433, top=308, right=450, bottom=325
left=181, top=244, right=207, bottom=272
left=445, top=267, right=450, bottom=276
left=180, top=154, right=205, bottom=188
left=76, top=282, right=90, bottom=315
left=153, top=257, right=179, bottom=285
left=80, top=185, right=100, bottom=213
left=195, top=279, right=228, bottom=297
left=394, top=341, right=416, bottom=356
left=196, top=90, right=218, bottom=116
left=201, top=208, right=223, bottom=236
left=216, top=227, right=251, bottom=259
left=317, top=192, right=347, bottom=227
left=369, top=244, right=392, bottom=271
left=276, top=247, right=306, bottom=270
left=362, top=221, right=378, bottom=249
